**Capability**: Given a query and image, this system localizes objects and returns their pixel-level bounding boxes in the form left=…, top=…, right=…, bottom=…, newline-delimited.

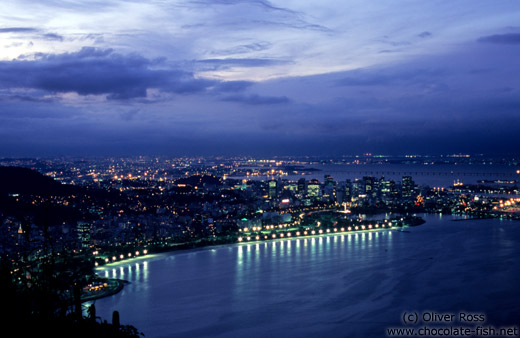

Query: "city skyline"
left=1, top=1, right=520, bottom=156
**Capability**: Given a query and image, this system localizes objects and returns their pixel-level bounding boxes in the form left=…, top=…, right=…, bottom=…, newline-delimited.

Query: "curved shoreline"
left=89, top=215, right=426, bottom=301
left=81, top=278, right=128, bottom=303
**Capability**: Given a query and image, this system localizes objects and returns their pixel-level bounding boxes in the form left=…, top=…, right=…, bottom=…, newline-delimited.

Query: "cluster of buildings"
left=1, top=157, right=519, bottom=267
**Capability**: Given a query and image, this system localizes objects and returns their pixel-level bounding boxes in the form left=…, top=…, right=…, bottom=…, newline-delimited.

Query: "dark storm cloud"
left=477, top=33, right=520, bottom=44
left=0, top=47, right=218, bottom=99
left=221, top=94, right=290, bottom=105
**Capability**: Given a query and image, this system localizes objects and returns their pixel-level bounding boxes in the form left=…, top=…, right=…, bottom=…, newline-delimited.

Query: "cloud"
left=418, top=31, right=432, bottom=38
left=335, top=68, right=445, bottom=87
left=211, top=41, right=272, bottom=55
left=196, top=57, right=291, bottom=70
left=43, top=33, right=64, bottom=41
left=0, top=47, right=217, bottom=99
left=0, top=27, right=38, bottom=33
left=221, top=94, right=290, bottom=105
left=188, top=0, right=298, bottom=14
left=212, top=81, right=253, bottom=92
left=477, top=33, right=520, bottom=44
left=0, top=27, right=65, bottom=42
left=0, top=95, right=55, bottom=103
left=185, top=0, right=331, bottom=33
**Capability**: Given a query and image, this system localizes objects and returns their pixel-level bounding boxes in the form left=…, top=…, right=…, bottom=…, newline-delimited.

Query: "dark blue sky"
left=1, top=1, right=519, bottom=157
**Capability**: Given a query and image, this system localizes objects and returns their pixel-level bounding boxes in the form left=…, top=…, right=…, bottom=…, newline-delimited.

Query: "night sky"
left=1, top=1, right=519, bottom=157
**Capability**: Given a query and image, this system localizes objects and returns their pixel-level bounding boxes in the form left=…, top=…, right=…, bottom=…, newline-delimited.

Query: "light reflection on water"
left=92, top=215, right=520, bottom=338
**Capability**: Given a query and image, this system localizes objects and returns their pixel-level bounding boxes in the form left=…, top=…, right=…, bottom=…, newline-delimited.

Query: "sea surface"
left=92, top=214, right=520, bottom=338
left=232, top=163, right=519, bottom=187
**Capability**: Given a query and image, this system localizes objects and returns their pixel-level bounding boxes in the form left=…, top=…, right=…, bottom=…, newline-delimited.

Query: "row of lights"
left=241, top=224, right=295, bottom=232
left=95, top=249, right=149, bottom=266
left=238, top=223, right=393, bottom=242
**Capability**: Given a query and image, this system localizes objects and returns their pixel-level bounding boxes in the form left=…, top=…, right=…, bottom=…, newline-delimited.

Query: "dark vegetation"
left=0, top=167, right=142, bottom=337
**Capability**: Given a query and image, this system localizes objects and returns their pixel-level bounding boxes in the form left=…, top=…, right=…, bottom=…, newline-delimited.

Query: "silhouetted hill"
left=0, top=166, right=119, bottom=225
left=0, top=166, right=78, bottom=196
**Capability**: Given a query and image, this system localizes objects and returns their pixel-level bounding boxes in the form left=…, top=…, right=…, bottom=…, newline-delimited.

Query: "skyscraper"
left=307, top=179, right=321, bottom=199
left=402, top=176, right=415, bottom=198
left=268, top=180, right=277, bottom=199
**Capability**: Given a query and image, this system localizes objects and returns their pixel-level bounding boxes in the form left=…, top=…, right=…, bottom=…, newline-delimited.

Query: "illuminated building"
left=297, top=178, right=306, bottom=195
left=307, top=179, right=321, bottom=199
left=402, top=176, right=415, bottom=198
left=268, top=180, right=277, bottom=199
left=77, top=221, right=92, bottom=249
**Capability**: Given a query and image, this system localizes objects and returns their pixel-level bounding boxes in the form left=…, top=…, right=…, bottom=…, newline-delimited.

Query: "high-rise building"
left=380, top=178, right=392, bottom=197
left=324, top=175, right=334, bottom=188
left=344, top=179, right=352, bottom=202
left=364, top=176, right=375, bottom=195
left=307, top=179, right=321, bottom=198
left=285, top=183, right=298, bottom=192
left=297, top=178, right=306, bottom=195
left=402, top=176, right=415, bottom=198
left=268, top=180, right=277, bottom=199
left=352, top=179, right=363, bottom=199
left=323, top=175, right=335, bottom=201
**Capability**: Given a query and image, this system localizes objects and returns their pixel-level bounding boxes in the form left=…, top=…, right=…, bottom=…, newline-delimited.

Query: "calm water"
left=92, top=215, right=520, bottom=338
left=233, top=163, right=519, bottom=187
